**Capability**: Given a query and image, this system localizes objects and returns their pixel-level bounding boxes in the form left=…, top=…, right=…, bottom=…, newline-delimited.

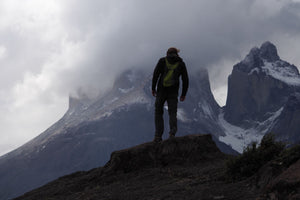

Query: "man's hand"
left=180, top=96, right=185, bottom=102
left=152, top=90, right=157, bottom=97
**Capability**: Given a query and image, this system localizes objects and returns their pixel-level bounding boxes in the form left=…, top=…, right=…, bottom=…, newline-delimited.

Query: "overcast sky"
left=1, top=0, right=300, bottom=156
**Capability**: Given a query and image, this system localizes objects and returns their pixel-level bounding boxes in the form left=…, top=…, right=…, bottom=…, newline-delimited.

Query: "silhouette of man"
left=152, top=47, right=189, bottom=142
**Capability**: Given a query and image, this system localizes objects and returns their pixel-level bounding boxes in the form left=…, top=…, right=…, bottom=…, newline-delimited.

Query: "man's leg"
left=154, top=94, right=166, bottom=142
left=167, top=95, right=178, bottom=138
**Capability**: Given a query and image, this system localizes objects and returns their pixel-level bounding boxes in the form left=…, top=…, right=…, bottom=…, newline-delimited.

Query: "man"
left=152, top=47, right=189, bottom=142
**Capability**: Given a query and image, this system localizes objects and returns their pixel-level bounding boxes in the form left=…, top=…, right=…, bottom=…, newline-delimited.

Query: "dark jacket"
left=152, top=56, right=189, bottom=97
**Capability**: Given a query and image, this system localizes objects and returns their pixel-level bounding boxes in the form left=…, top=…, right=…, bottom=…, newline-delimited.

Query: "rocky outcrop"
left=14, top=135, right=258, bottom=200
left=103, top=134, right=223, bottom=173
left=16, top=134, right=300, bottom=200
left=13, top=134, right=300, bottom=200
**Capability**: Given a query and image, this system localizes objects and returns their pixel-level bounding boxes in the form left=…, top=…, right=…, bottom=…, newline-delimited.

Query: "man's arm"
left=180, top=62, right=189, bottom=100
left=152, top=59, right=163, bottom=96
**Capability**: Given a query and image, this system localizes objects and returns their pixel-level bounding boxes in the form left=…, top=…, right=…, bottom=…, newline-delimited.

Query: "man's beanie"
left=167, top=47, right=180, bottom=56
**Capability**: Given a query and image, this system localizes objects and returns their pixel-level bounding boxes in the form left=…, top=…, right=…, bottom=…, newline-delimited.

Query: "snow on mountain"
left=199, top=101, right=215, bottom=119
left=218, top=107, right=283, bottom=153
left=225, top=41, right=300, bottom=125
left=249, top=60, right=300, bottom=86
left=64, top=69, right=152, bottom=124
left=119, top=87, right=134, bottom=93
left=218, top=111, right=262, bottom=153
left=243, top=41, right=300, bottom=87
left=222, top=41, right=300, bottom=152
left=177, top=108, right=192, bottom=123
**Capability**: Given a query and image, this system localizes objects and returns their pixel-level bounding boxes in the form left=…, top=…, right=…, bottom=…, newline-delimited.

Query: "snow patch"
left=262, top=61, right=300, bottom=86
left=101, top=111, right=113, bottom=118
left=218, top=112, right=263, bottom=153
left=177, top=108, right=190, bottom=122
left=248, top=60, right=300, bottom=86
left=111, top=97, right=119, bottom=102
left=127, top=72, right=137, bottom=83
left=249, top=68, right=260, bottom=75
left=199, top=102, right=213, bottom=118
left=258, top=107, right=284, bottom=132
left=163, top=107, right=190, bottom=122
left=118, top=87, right=134, bottom=93
left=218, top=107, right=284, bottom=153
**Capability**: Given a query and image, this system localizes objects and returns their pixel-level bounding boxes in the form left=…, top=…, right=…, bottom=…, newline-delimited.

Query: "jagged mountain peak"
left=240, top=41, right=281, bottom=73
left=237, top=41, right=300, bottom=87
left=68, top=69, right=148, bottom=111
left=231, top=41, right=300, bottom=87
left=259, top=41, right=280, bottom=62
left=240, top=47, right=263, bottom=73
left=112, top=69, right=146, bottom=91
left=224, top=41, right=300, bottom=138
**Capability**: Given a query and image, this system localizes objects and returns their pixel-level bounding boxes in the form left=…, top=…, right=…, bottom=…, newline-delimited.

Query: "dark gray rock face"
left=259, top=41, right=280, bottom=62
left=269, top=93, right=300, bottom=143
left=0, top=68, right=227, bottom=200
left=182, top=69, right=223, bottom=136
left=224, top=42, right=300, bottom=127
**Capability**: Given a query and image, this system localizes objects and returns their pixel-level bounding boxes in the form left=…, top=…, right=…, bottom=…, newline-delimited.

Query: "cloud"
left=0, top=45, right=7, bottom=59
left=1, top=0, right=300, bottom=155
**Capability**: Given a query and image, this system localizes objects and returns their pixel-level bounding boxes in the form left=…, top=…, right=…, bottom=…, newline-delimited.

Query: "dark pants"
left=155, top=91, right=178, bottom=139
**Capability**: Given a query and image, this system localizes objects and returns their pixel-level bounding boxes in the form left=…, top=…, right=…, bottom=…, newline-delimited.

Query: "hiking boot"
left=153, top=136, right=162, bottom=143
left=169, top=134, right=175, bottom=140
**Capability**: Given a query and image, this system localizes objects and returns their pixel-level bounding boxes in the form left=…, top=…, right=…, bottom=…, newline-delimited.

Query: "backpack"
left=163, top=58, right=179, bottom=87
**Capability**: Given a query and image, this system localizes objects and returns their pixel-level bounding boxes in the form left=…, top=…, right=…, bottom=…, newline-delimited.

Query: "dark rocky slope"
left=14, top=135, right=258, bottom=200
left=15, top=134, right=300, bottom=200
left=261, top=159, right=300, bottom=199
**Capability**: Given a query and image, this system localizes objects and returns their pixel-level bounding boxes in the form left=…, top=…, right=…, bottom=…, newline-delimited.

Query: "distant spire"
left=259, top=41, right=280, bottom=62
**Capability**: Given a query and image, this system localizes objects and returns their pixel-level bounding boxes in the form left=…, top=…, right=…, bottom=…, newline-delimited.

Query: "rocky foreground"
left=15, top=135, right=300, bottom=200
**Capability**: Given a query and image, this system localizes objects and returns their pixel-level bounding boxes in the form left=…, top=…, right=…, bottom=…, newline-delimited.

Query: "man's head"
left=167, top=47, right=180, bottom=57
